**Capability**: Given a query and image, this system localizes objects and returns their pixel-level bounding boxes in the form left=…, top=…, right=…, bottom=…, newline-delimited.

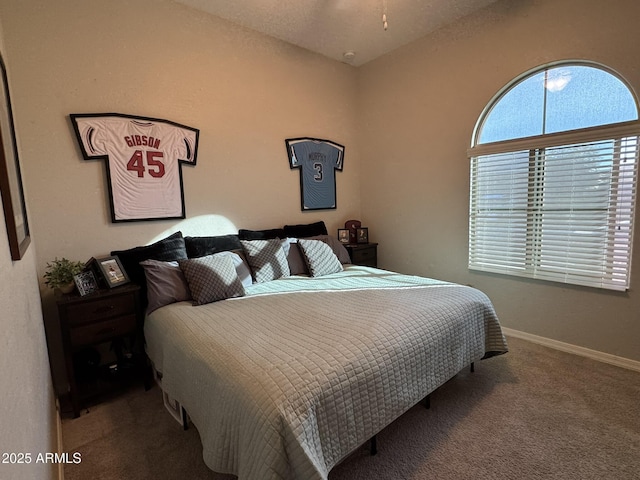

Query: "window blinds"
left=469, top=135, right=638, bottom=291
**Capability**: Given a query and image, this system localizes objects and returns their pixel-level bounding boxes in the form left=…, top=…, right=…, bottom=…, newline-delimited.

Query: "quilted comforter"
left=144, top=265, right=508, bottom=480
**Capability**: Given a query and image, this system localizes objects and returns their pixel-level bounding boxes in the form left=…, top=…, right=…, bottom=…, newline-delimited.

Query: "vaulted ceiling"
left=173, top=0, right=499, bottom=66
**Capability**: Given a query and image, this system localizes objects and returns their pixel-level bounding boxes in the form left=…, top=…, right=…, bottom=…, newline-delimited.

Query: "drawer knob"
left=93, top=305, right=115, bottom=314
left=95, top=327, right=117, bottom=336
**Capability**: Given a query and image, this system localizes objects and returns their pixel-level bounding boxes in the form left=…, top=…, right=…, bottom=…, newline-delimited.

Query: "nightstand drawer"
left=65, top=294, right=136, bottom=326
left=69, top=314, right=137, bottom=346
left=351, top=247, right=376, bottom=265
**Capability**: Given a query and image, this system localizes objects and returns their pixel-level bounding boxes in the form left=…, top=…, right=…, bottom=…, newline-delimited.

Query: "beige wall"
left=0, top=0, right=361, bottom=392
left=0, top=19, right=57, bottom=480
left=358, top=0, right=640, bottom=361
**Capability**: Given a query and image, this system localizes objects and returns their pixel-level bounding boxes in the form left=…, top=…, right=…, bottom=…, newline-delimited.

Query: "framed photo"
left=0, top=53, right=30, bottom=260
left=337, top=228, right=350, bottom=244
left=96, top=255, right=130, bottom=288
left=74, top=270, right=99, bottom=297
left=356, top=227, right=369, bottom=244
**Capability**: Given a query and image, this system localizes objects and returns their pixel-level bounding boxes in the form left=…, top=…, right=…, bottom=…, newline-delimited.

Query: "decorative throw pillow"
left=111, top=231, right=188, bottom=308
left=240, top=239, right=290, bottom=283
left=178, top=254, right=245, bottom=305
left=298, top=239, right=343, bottom=277
left=140, top=259, right=191, bottom=315
left=218, top=250, right=253, bottom=287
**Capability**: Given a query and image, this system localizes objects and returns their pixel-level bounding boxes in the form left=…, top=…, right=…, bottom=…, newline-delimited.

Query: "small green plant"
left=43, top=257, right=85, bottom=289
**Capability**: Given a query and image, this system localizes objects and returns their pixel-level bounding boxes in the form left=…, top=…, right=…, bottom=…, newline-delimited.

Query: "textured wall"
left=0, top=20, right=56, bottom=480
left=357, top=0, right=640, bottom=361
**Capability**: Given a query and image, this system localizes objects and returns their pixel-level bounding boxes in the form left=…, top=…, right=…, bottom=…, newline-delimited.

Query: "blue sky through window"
left=478, top=65, right=638, bottom=144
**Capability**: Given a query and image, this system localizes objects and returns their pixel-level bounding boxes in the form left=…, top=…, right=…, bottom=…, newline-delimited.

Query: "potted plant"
left=44, top=257, right=85, bottom=294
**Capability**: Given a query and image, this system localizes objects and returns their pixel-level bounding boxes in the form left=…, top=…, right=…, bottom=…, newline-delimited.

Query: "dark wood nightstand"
left=56, top=284, right=146, bottom=417
left=345, top=243, right=378, bottom=267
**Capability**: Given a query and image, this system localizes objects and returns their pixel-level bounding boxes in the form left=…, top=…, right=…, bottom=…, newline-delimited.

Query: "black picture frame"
left=74, top=270, right=99, bottom=297
left=285, top=137, right=344, bottom=211
left=96, top=255, right=130, bottom=288
left=337, top=228, right=350, bottom=244
left=70, top=113, right=199, bottom=223
left=0, top=53, right=30, bottom=260
left=356, top=227, right=369, bottom=244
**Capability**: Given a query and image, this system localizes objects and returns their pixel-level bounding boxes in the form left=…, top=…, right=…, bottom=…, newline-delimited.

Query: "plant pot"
left=59, top=282, right=76, bottom=294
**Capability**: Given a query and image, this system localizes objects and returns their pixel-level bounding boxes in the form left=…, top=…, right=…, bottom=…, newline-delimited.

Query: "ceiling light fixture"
left=382, top=0, right=388, bottom=30
left=343, top=51, right=356, bottom=62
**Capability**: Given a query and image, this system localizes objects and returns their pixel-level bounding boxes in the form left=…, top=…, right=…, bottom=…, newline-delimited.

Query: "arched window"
left=468, top=62, right=639, bottom=291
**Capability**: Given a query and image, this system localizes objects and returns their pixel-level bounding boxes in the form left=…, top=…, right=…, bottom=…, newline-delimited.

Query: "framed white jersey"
left=71, top=113, right=199, bottom=222
left=286, top=137, right=344, bottom=210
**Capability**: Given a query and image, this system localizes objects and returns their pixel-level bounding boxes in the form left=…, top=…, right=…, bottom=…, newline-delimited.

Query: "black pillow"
left=184, top=234, right=242, bottom=258
left=283, top=221, right=327, bottom=238
left=238, top=228, right=286, bottom=240
left=111, top=231, right=188, bottom=308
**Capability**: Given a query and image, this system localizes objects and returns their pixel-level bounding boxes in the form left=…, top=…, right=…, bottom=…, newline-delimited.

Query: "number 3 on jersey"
left=127, top=150, right=165, bottom=178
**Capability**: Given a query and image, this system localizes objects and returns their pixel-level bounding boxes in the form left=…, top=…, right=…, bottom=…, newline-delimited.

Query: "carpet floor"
left=62, top=336, right=640, bottom=479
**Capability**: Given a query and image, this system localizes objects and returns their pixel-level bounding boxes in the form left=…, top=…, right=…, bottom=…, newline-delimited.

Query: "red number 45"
left=127, top=150, right=165, bottom=178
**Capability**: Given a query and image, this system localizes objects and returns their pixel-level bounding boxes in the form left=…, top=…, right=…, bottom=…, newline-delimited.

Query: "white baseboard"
left=502, top=327, right=640, bottom=373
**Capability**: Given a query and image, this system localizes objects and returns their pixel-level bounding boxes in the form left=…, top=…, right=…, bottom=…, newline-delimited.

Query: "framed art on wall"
left=70, top=113, right=199, bottom=223
left=0, top=53, right=30, bottom=260
left=285, top=137, right=344, bottom=211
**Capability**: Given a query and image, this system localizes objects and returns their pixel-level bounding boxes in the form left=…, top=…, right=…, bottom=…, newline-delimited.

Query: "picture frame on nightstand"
left=73, top=270, right=99, bottom=297
left=337, top=229, right=350, bottom=244
left=356, top=227, right=369, bottom=244
left=87, top=255, right=130, bottom=289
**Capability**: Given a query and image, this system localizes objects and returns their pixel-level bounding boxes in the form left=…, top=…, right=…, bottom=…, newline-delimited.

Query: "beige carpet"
left=62, top=336, right=640, bottom=479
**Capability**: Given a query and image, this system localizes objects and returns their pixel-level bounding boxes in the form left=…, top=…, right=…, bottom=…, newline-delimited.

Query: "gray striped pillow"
left=298, top=239, right=343, bottom=277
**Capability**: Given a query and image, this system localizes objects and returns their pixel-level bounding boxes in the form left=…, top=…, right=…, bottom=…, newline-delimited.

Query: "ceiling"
left=173, top=0, right=499, bottom=66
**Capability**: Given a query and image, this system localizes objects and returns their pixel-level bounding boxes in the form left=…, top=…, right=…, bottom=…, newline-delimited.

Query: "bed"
left=111, top=223, right=508, bottom=480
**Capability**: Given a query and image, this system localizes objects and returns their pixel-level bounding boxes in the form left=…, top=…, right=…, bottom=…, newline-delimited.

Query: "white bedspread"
left=144, top=265, right=507, bottom=479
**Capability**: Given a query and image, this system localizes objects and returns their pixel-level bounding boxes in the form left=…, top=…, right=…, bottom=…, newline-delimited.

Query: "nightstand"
left=345, top=243, right=378, bottom=267
left=56, top=284, right=145, bottom=417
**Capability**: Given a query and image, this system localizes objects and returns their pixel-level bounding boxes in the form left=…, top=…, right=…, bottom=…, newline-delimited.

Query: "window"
left=468, top=62, right=639, bottom=291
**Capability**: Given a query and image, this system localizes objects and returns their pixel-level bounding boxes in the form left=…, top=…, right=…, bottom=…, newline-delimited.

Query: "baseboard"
left=502, top=327, right=640, bottom=373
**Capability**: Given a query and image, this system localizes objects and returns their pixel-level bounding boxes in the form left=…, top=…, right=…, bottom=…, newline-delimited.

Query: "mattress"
left=144, top=265, right=508, bottom=479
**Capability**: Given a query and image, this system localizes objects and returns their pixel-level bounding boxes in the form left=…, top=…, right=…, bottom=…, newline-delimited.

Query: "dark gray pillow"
left=281, top=239, right=309, bottom=275
left=184, top=234, right=242, bottom=258
left=283, top=221, right=327, bottom=238
left=179, top=254, right=245, bottom=305
left=111, top=231, right=187, bottom=308
left=140, top=259, right=191, bottom=314
left=308, top=235, right=352, bottom=264
left=240, top=239, right=290, bottom=283
left=238, top=228, right=285, bottom=240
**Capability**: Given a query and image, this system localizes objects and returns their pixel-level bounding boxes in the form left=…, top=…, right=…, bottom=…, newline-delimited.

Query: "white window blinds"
left=469, top=134, right=638, bottom=291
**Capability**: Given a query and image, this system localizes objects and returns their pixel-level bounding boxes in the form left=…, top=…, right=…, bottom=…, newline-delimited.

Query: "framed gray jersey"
left=286, top=137, right=344, bottom=210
